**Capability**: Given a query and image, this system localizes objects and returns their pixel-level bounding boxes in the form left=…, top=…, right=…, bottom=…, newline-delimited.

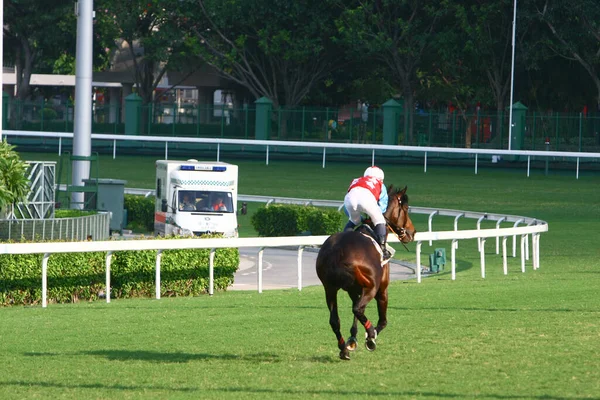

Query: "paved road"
left=116, top=233, right=421, bottom=291
left=231, top=247, right=419, bottom=291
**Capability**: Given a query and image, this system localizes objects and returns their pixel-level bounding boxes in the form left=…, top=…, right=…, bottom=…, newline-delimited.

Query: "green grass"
left=1, top=152, right=599, bottom=398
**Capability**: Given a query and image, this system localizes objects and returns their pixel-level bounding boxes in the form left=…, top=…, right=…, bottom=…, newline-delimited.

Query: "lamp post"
left=508, top=0, right=518, bottom=151
left=1, top=0, right=4, bottom=141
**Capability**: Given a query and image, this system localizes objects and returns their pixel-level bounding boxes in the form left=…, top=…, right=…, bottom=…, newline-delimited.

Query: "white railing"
left=4, top=130, right=600, bottom=178
left=0, top=212, right=111, bottom=241
left=0, top=207, right=548, bottom=307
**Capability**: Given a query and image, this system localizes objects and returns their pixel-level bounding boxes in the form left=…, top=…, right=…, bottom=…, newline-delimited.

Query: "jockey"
left=343, top=166, right=391, bottom=261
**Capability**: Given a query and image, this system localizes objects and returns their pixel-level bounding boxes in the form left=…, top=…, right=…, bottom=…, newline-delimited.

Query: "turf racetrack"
left=1, top=155, right=599, bottom=399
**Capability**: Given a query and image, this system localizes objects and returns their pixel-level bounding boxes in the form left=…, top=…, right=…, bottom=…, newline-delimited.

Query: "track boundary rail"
left=5, top=129, right=600, bottom=178
left=0, top=197, right=548, bottom=307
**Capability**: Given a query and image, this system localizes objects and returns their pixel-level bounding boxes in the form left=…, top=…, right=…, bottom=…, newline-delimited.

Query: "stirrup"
left=381, top=248, right=392, bottom=261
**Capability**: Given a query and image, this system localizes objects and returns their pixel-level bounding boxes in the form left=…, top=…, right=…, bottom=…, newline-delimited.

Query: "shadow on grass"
left=25, top=349, right=280, bottom=363
left=24, top=349, right=340, bottom=364
left=0, top=379, right=595, bottom=399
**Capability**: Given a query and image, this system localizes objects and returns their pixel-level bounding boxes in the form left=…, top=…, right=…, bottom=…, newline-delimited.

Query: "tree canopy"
left=4, top=0, right=600, bottom=112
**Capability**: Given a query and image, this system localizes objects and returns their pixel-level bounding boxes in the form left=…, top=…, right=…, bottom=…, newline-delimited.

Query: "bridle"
left=385, top=193, right=412, bottom=250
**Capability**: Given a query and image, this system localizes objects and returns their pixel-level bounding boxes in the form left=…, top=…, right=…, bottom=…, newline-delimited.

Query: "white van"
left=154, top=160, right=238, bottom=237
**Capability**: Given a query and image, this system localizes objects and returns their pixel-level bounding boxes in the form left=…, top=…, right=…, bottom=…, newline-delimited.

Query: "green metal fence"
left=4, top=98, right=600, bottom=152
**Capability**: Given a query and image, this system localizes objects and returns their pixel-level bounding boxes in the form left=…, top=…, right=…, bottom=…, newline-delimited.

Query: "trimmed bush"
left=124, top=194, right=155, bottom=232
left=54, top=209, right=97, bottom=218
left=0, top=235, right=239, bottom=306
left=251, top=204, right=344, bottom=236
left=305, top=208, right=345, bottom=235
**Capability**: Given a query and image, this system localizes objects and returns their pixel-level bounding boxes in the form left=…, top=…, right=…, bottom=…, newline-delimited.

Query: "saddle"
left=354, top=224, right=395, bottom=266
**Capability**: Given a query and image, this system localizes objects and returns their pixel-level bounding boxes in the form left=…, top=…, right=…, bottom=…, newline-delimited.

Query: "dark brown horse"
left=316, top=185, right=416, bottom=360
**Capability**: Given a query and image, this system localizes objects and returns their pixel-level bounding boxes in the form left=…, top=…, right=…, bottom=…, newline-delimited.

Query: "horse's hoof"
left=346, top=337, right=358, bottom=351
left=364, top=331, right=377, bottom=351
left=339, top=350, right=350, bottom=360
left=365, top=337, right=377, bottom=351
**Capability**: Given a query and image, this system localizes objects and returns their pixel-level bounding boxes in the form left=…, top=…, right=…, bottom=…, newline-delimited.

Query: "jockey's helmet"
left=363, top=166, right=384, bottom=181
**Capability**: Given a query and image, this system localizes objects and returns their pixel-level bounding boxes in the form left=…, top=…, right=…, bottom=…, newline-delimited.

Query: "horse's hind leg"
left=324, top=286, right=350, bottom=360
left=374, top=287, right=389, bottom=335
left=345, top=292, right=360, bottom=351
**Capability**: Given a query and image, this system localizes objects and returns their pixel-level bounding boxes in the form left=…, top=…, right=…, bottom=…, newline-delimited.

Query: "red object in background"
left=545, top=137, right=550, bottom=145
left=482, top=117, right=491, bottom=142
left=583, top=105, right=588, bottom=117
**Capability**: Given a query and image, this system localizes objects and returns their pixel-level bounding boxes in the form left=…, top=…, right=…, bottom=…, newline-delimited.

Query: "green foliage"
left=0, top=236, right=240, bottom=306
left=0, top=140, right=30, bottom=217
left=251, top=204, right=343, bottom=236
left=54, top=209, right=97, bottom=218
left=305, top=207, right=345, bottom=235
left=124, top=194, right=155, bottom=232
left=38, top=108, right=58, bottom=120
left=191, top=0, right=342, bottom=107
left=0, top=249, right=106, bottom=306
left=96, top=0, right=200, bottom=104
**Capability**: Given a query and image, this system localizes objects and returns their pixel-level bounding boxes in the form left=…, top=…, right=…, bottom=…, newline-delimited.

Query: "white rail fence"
left=0, top=212, right=111, bottom=241
left=0, top=204, right=548, bottom=307
left=4, top=130, right=600, bottom=178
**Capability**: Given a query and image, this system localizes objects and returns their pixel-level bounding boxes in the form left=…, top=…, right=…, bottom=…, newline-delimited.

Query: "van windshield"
left=178, top=190, right=234, bottom=213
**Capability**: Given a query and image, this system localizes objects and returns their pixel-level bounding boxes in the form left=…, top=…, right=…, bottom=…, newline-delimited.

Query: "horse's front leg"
left=352, top=287, right=378, bottom=351
left=324, top=286, right=350, bottom=360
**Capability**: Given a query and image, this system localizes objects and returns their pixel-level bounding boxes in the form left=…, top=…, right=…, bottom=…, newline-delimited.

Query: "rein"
left=385, top=194, right=410, bottom=252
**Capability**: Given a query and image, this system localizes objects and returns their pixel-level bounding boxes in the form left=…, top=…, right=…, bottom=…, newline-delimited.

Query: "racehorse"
left=316, top=185, right=416, bottom=360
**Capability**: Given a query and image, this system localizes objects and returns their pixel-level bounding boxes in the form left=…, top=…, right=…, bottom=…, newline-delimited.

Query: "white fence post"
left=155, top=250, right=162, bottom=299
left=42, top=253, right=50, bottom=308
left=416, top=241, right=422, bottom=283
left=428, top=211, right=438, bottom=246
left=297, top=246, right=304, bottom=291
left=105, top=251, right=113, bottom=303
left=496, top=217, right=506, bottom=254
left=512, top=219, right=523, bottom=257
left=451, top=239, right=457, bottom=281
left=480, top=239, right=486, bottom=278
left=258, top=247, right=265, bottom=293
left=209, top=248, right=215, bottom=296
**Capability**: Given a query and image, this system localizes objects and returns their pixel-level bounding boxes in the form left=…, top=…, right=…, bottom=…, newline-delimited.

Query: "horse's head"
left=383, top=185, right=416, bottom=243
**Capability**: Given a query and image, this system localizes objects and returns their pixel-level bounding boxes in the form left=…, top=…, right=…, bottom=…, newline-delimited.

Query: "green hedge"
left=54, top=209, right=97, bottom=218
left=124, top=194, right=155, bottom=232
left=0, top=235, right=239, bottom=306
left=251, top=205, right=344, bottom=236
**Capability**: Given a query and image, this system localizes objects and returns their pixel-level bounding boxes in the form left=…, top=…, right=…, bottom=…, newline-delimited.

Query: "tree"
left=335, top=0, right=446, bottom=143
left=0, top=141, right=30, bottom=220
left=534, top=0, right=600, bottom=109
left=96, top=0, right=201, bottom=106
left=3, top=0, right=75, bottom=101
left=190, top=0, right=342, bottom=109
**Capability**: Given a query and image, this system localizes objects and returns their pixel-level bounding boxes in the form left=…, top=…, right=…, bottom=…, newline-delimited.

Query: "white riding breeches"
left=344, top=187, right=385, bottom=226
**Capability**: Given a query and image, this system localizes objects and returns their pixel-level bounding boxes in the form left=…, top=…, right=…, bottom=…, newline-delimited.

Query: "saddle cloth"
left=359, top=233, right=396, bottom=267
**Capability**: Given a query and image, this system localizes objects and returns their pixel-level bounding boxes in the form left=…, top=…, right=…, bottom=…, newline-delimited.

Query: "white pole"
left=105, top=251, right=112, bottom=303
left=0, top=0, right=4, bottom=141
left=258, top=247, right=264, bottom=293
left=451, top=239, right=457, bottom=280
left=155, top=249, right=162, bottom=299
left=71, top=0, right=94, bottom=208
left=42, top=253, right=50, bottom=308
left=416, top=241, right=422, bottom=283
left=209, top=248, right=215, bottom=296
left=508, top=0, right=518, bottom=151
left=297, top=246, right=304, bottom=291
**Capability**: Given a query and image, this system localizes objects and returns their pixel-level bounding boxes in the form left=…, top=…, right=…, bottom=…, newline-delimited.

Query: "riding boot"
left=343, top=220, right=357, bottom=232
left=374, top=223, right=392, bottom=261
